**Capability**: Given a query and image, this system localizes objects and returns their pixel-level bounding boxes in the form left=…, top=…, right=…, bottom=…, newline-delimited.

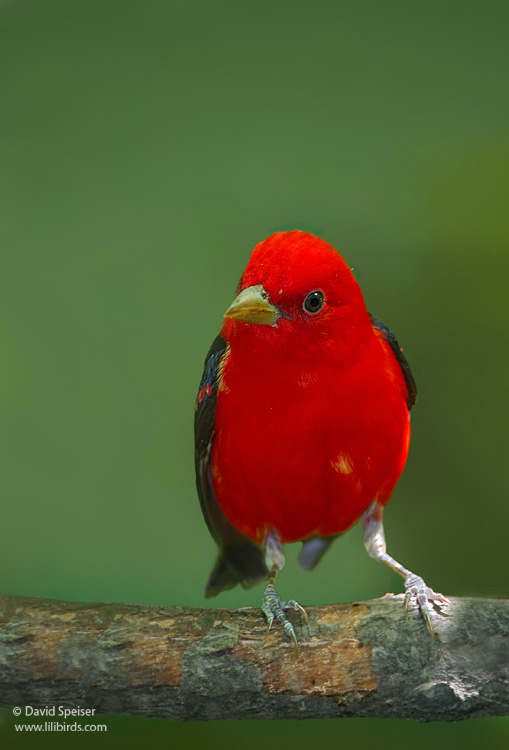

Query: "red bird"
left=195, top=231, right=447, bottom=644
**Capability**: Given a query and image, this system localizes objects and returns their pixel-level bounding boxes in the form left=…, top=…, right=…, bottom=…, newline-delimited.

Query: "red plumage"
left=196, top=230, right=448, bottom=640
left=211, top=230, right=411, bottom=544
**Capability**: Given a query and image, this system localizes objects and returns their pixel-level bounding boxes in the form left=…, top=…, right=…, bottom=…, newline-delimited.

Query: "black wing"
left=370, top=314, right=417, bottom=410
left=194, top=335, right=268, bottom=597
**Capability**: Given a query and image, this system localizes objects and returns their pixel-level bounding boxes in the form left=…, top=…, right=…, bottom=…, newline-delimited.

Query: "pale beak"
left=223, top=284, right=280, bottom=326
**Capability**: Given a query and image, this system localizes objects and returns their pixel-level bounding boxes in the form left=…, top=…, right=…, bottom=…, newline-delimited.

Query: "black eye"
left=303, top=290, right=325, bottom=314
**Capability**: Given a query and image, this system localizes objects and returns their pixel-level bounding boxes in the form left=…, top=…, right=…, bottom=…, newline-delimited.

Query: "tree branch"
left=0, top=593, right=507, bottom=721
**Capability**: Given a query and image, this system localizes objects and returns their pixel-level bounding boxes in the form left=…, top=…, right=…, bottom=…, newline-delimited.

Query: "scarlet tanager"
left=195, top=231, right=448, bottom=645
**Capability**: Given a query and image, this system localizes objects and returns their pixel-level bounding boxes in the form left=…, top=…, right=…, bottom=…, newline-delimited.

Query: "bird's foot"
left=404, top=573, right=452, bottom=638
left=261, top=583, right=307, bottom=652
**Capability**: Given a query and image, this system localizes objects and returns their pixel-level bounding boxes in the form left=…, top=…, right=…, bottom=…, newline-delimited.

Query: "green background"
left=1, top=0, right=508, bottom=746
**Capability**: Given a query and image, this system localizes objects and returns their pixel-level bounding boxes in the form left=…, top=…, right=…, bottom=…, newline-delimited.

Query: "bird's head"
left=222, top=231, right=372, bottom=356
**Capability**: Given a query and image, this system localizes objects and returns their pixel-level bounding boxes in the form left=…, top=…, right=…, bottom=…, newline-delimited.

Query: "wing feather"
left=194, top=335, right=268, bottom=596
left=370, top=314, right=417, bottom=410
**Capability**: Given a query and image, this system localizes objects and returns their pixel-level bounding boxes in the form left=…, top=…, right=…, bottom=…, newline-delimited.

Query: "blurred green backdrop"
left=1, top=0, right=508, bottom=746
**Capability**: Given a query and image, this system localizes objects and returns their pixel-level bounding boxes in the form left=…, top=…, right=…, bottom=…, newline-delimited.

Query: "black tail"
left=205, top=546, right=268, bottom=598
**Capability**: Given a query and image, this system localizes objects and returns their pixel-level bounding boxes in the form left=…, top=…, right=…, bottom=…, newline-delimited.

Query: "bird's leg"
left=261, top=529, right=307, bottom=650
left=361, top=501, right=450, bottom=637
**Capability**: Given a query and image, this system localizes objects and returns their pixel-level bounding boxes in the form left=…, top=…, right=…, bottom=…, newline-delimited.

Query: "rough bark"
left=0, top=593, right=507, bottom=722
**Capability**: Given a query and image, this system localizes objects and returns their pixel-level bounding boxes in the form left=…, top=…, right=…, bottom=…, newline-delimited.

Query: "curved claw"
left=261, top=584, right=306, bottom=652
left=285, top=599, right=308, bottom=622
left=404, top=573, right=451, bottom=637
